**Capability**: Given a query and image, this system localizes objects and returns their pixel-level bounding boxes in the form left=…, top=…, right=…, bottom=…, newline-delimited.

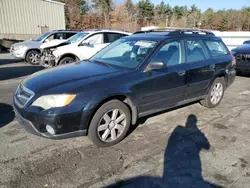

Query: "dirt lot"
left=1, top=53, right=250, bottom=188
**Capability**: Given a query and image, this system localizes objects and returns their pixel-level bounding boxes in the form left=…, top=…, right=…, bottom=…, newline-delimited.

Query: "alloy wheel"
left=97, top=109, right=127, bottom=142
left=210, top=83, right=223, bottom=105
left=29, top=53, right=40, bottom=64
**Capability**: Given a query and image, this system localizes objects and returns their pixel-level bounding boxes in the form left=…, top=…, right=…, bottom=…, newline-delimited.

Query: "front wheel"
left=88, top=100, right=131, bottom=147
left=26, top=50, right=40, bottom=65
left=58, top=57, right=75, bottom=65
left=200, top=78, right=225, bottom=108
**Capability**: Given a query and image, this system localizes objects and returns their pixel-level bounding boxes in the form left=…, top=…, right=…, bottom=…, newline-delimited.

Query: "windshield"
left=68, top=32, right=89, bottom=43
left=33, top=32, right=51, bottom=42
left=91, top=38, right=158, bottom=69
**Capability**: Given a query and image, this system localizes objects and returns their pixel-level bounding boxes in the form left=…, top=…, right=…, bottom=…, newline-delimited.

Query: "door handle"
left=177, top=70, right=186, bottom=76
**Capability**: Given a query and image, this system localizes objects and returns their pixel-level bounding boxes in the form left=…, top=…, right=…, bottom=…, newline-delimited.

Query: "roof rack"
left=134, top=27, right=215, bottom=36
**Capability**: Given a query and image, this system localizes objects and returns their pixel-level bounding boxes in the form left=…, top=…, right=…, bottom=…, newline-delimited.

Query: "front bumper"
left=236, top=63, right=250, bottom=72
left=10, top=48, right=26, bottom=59
left=13, top=104, right=88, bottom=139
left=236, top=55, right=250, bottom=72
left=39, top=54, right=56, bottom=67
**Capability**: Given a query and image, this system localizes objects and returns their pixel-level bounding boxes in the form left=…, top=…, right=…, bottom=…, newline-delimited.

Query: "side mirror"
left=144, top=62, right=165, bottom=72
left=44, top=39, right=49, bottom=43
left=80, top=42, right=90, bottom=46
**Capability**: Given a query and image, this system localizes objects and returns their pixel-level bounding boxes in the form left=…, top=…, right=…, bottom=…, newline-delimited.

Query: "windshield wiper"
left=92, top=60, right=113, bottom=68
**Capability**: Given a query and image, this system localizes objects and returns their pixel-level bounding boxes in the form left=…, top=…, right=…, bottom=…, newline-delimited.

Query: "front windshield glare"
left=33, top=32, right=51, bottom=41
left=91, top=38, right=157, bottom=69
left=68, top=32, right=89, bottom=43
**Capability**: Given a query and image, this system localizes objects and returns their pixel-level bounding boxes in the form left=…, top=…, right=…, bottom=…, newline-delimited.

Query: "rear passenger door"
left=185, top=39, right=215, bottom=99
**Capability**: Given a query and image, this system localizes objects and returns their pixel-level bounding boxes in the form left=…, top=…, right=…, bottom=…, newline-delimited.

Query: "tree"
left=201, top=8, right=214, bottom=29
left=137, top=0, right=154, bottom=26
left=186, top=5, right=201, bottom=28
left=125, top=0, right=135, bottom=17
left=65, top=0, right=81, bottom=29
left=77, top=0, right=89, bottom=14
left=93, top=0, right=113, bottom=27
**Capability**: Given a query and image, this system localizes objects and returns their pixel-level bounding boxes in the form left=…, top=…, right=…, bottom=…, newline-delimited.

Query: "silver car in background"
left=10, top=30, right=78, bottom=65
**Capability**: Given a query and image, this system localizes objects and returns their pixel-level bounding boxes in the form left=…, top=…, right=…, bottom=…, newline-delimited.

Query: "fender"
left=25, top=48, right=41, bottom=59
left=57, top=53, right=80, bottom=65
left=83, top=88, right=138, bottom=128
left=205, top=69, right=226, bottom=95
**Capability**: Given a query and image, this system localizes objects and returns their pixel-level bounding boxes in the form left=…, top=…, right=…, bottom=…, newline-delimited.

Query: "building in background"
left=0, top=0, right=65, bottom=48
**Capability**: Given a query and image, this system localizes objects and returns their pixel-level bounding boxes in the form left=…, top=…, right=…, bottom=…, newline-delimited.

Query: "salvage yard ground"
left=0, top=53, right=250, bottom=188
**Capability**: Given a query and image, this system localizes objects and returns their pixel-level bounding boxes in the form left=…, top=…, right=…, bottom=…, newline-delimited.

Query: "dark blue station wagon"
left=13, top=29, right=236, bottom=147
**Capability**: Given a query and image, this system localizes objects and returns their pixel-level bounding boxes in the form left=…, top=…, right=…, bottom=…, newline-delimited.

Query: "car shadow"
left=128, top=101, right=198, bottom=136
left=0, top=103, right=15, bottom=128
left=0, top=58, right=23, bottom=66
left=0, top=66, right=44, bottom=81
left=107, top=115, right=221, bottom=188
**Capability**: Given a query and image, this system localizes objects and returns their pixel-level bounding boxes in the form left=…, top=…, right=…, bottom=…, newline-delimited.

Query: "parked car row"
left=10, top=29, right=250, bottom=74
left=10, top=29, right=131, bottom=67
left=13, top=29, right=237, bottom=147
left=10, top=30, right=78, bottom=65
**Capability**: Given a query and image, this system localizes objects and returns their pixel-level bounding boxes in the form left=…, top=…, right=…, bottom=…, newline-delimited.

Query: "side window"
left=104, top=33, right=122, bottom=43
left=205, top=40, right=228, bottom=57
left=186, top=40, right=208, bottom=62
left=46, top=33, right=57, bottom=41
left=65, top=32, right=77, bottom=39
left=54, top=33, right=64, bottom=39
left=151, top=41, right=184, bottom=66
left=84, top=33, right=103, bottom=45
left=46, top=33, right=68, bottom=40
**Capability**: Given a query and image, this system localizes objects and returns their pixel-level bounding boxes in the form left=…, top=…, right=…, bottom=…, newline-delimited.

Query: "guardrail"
left=141, top=26, right=250, bottom=51
left=214, top=31, right=250, bottom=50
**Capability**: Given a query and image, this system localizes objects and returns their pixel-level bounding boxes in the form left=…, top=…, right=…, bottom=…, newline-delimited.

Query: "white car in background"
left=40, top=29, right=131, bottom=67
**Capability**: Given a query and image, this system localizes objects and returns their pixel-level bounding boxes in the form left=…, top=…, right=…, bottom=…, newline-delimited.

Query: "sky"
left=118, top=0, right=250, bottom=12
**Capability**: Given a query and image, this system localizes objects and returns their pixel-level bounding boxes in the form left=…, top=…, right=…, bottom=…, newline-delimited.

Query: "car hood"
left=22, top=61, right=122, bottom=93
left=40, top=39, right=69, bottom=49
left=232, top=44, right=250, bottom=54
left=12, top=40, right=41, bottom=48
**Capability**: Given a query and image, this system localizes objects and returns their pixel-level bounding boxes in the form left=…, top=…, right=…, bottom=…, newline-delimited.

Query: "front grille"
left=236, top=54, right=250, bottom=63
left=14, top=84, right=34, bottom=108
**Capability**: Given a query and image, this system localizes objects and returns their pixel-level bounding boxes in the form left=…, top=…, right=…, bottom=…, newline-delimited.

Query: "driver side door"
left=136, top=40, right=188, bottom=116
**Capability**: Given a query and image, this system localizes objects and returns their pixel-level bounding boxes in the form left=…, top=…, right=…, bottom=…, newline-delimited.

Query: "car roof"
left=78, top=29, right=131, bottom=35
left=51, top=30, right=79, bottom=33
left=128, top=30, right=221, bottom=41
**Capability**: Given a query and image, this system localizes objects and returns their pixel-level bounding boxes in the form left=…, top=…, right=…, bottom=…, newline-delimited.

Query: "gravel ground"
left=0, top=53, right=250, bottom=188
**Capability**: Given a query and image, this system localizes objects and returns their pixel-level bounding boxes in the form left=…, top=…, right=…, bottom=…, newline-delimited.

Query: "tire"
left=200, top=77, right=226, bottom=108
left=58, top=57, right=75, bottom=65
left=26, top=50, right=40, bottom=65
left=88, top=100, right=131, bottom=147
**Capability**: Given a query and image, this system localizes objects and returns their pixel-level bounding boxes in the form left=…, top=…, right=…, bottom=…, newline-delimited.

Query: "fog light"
left=46, top=125, right=55, bottom=135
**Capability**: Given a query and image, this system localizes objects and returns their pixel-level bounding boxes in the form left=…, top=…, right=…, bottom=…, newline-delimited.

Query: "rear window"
left=205, top=41, right=228, bottom=57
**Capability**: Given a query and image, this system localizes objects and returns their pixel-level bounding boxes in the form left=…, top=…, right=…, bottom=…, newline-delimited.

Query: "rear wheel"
left=26, top=50, right=40, bottom=65
left=58, top=57, right=75, bottom=65
left=200, top=78, right=225, bottom=108
left=88, top=100, right=131, bottom=147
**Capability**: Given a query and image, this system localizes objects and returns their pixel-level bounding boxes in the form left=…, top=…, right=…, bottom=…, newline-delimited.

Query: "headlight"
left=14, top=45, right=26, bottom=50
left=32, top=94, right=76, bottom=110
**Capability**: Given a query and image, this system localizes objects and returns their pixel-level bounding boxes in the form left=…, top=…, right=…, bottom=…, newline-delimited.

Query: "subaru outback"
left=13, top=29, right=236, bottom=147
